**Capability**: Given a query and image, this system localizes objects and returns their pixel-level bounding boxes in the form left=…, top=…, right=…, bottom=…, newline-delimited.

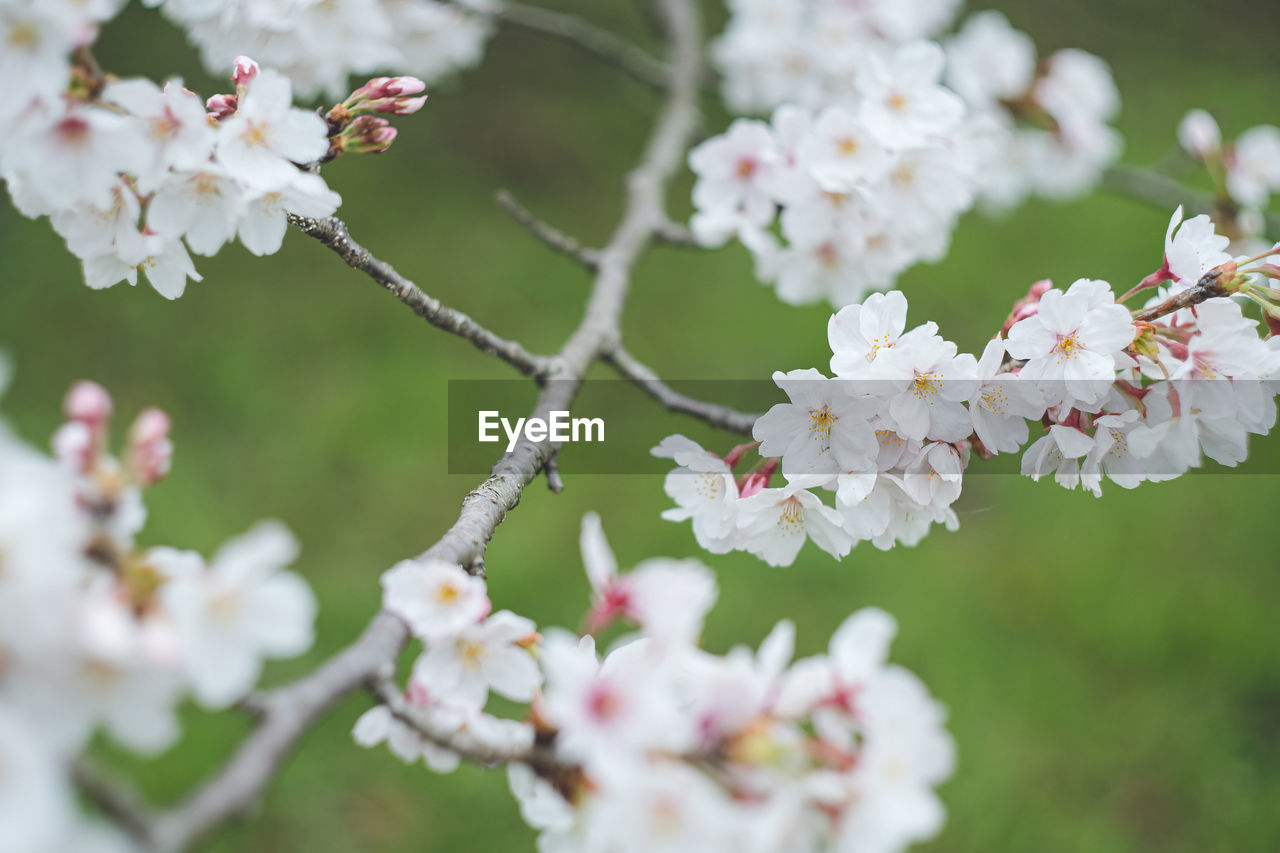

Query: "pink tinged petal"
left=579, top=512, right=618, bottom=592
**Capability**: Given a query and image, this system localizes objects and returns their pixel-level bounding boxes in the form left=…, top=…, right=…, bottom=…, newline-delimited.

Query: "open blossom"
left=155, top=521, right=316, bottom=708
left=147, top=166, right=242, bottom=256
left=856, top=40, right=964, bottom=149
left=944, top=11, right=1035, bottom=106
left=411, top=610, right=541, bottom=708
left=1005, top=278, right=1135, bottom=406
left=753, top=369, right=877, bottom=478
left=215, top=69, right=330, bottom=189
left=688, top=119, right=779, bottom=245
left=237, top=171, right=342, bottom=256
left=0, top=4, right=78, bottom=122
left=1226, top=124, right=1280, bottom=209
left=866, top=328, right=975, bottom=442
left=537, top=632, right=686, bottom=775
left=101, top=78, right=217, bottom=190
left=828, top=290, right=915, bottom=379
left=5, top=102, right=143, bottom=211
left=381, top=558, right=490, bottom=640
left=967, top=338, right=1044, bottom=453
left=651, top=435, right=739, bottom=554
left=1162, top=205, right=1230, bottom=287
left=580, top=513, right=717, bottom=643
left=735, top=475, right=852, bottom=566
left=82, top=231, right=203, bottom=299
left=799, top=106, right=891, bottom=192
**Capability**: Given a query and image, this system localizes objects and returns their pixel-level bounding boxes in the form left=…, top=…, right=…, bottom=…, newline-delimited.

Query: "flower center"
left=433, top=582, right=461, bottom=605
left=912, top=371, right=943, bottom=401
left=1052, top=332, right=1081, bottom=362
left=809, top=405, right=836, bottom=440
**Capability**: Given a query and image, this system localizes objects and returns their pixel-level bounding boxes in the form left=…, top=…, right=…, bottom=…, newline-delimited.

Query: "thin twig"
left=496, top=190, right=600, bottom=271
left=604, top=346, right=760, bottom=435
left=654, top=219, right=700, bottom=248
left=488, top=0, right=671, bottom=91
left=147, top=3, right=703, bottom=849
left=289, top=214, right=549, bottom=377
left=73, top=760, right=157, bottom=846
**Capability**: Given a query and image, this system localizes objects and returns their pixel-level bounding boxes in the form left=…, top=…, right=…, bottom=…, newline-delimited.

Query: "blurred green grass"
left=2, top=1, right=1279, bottom=850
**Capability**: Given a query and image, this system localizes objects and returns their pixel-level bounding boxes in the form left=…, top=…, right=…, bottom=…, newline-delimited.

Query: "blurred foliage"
left=2, top=1, right=1279, bottom=851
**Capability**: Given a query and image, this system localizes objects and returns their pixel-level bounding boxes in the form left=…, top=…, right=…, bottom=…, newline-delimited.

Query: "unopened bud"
left=128, top=407, right=173, bottom=486
left=343, top=76, right=428, bottom=116
left=738, top=459, right=779, bottom=497
left=232, top=56, right=259, bottom=91
left=1001, top=279, right=1053, bottom=335
left=722, top=441, right=759, bottom=469
left=342, top=115, right=398, bottom=154
left=65, top=380, right=112, bottom=425
left=1177, top=109, right=1221, bottom=160
left=206, top=93, right=237, bottom=120
left=52, top=420, right=95, bottom=474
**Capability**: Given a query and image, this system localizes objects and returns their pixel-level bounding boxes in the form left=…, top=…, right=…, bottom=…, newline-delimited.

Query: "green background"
left=2, top=1, right=1279, bottom=850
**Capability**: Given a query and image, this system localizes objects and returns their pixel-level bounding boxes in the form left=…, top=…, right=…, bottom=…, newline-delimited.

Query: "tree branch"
left=487, top=0, right=671, bottom=91
left=146, top=2, right=703, bottom=848
left=73, top=759, right=157, bottom=846
left=1102, top=164, right=1280, bottom=236
left=288, top=213, right=550, bottom=378
left=604, top=346, right=760, bottom=435
left=496, top=190, right=600, bottom=271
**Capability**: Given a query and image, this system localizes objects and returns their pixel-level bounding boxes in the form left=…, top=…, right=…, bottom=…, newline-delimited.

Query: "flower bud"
left=341, top=116, right=398, bottom=154
left=232, top=56, right=259, bottom=90
left=65, top=379, right=113, bottom=427
left=52, top=420, right=95, bottom=474
left=343, top=76, right=428, bottom=116
left=1001, top=279, right=1053, bottom=335
left=1177, top=109, right=1221, bottom=160
left=128, top=407, right=173, bottom=486
left=206, top=93, right=237, bottom=120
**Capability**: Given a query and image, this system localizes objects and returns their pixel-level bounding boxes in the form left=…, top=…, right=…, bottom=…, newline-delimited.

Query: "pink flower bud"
left=52, top=420, right=95, bottom=474
left=65, top=380, right=112, bottom=426
left=128, top=407, right=173, bottom=486
left=1001, top=280, right=1054, bottom=335
left=231, top=56, right=259, bottom=88
left=342, top=77, right=429, bottom=117
left=206, top=93, right=237, bottom=120
left=738, top=459, right=779, bottom=497
left=343, top=116, right=398, bottom=154
left=721, top=441, right=759, bottom=469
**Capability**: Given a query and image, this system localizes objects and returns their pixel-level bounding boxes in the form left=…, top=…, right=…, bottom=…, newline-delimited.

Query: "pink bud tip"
left=64, top=380, right=112, bottom=425
left=393, top=96, right=428, bottom=116
left=231, top=56, right=259, bottom=87
left=206, top=93, right=237, bottom=120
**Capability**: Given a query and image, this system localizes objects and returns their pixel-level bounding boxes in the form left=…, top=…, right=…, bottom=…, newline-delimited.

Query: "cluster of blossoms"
left=656, top=209, right=1280, bottom=567
left=146, top=0, right=497, bottom=100
left=0, top=365, right=316, bottom=851
left=694, top=4, right=1121, bottom=306
left=1, top=0, right=429, bottom=299
left=364, top=514, right=953, bottom=853
left=1176, top=108, right=1280, bottom=253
